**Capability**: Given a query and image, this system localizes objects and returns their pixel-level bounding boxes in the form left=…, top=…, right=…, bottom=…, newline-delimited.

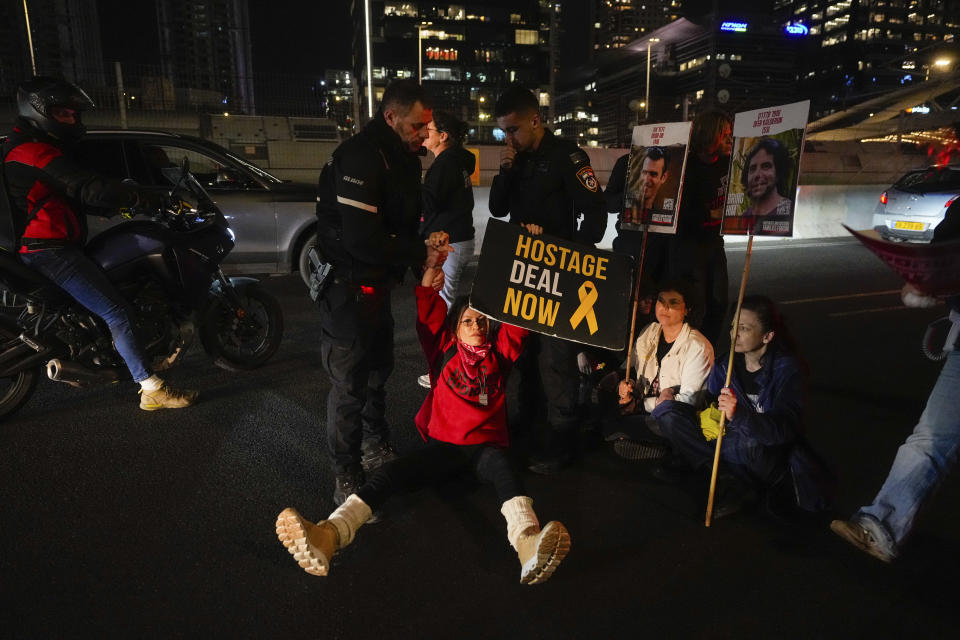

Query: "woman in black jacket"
left=420, top=111, right=475, bottom=306
left=417, top=112, right=476, bottom=388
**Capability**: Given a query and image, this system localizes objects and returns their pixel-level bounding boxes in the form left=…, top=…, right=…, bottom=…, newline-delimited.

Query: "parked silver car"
left=76, top=130, right=319, bottom=284
left=872, top=163, right=960, bottom=241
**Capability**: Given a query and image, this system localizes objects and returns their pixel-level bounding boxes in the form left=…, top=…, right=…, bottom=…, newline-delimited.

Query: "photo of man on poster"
left=741, top=137, right=793, bottom=218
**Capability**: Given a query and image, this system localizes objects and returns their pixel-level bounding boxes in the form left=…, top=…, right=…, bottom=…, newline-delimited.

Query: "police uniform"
left=488, top=128, right=606, bottom=469
left=315, top=114, right=426, bottom=476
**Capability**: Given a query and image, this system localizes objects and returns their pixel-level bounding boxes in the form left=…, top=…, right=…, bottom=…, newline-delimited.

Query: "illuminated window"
left=384, top=3, right=417, bottom=17
left=510, top=13, right=522, bottom=24
left=515, top=29, right=538, bottom=45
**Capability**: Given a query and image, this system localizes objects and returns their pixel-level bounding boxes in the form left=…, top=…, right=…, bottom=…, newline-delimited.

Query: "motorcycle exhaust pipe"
left=46, top=359, right=119, bottom=388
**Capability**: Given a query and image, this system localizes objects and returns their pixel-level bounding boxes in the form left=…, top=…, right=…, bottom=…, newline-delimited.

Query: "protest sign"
left=621, top=122, right=692, bottom=233
left=723, top=100, right=810, bottom=237
left=845, top=226, right=960, bottom=297
left=471, top=219, right=635, bottom=350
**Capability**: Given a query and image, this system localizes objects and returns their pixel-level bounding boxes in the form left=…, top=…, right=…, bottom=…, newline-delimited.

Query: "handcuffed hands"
left=424, top=231, right=452, bottom=268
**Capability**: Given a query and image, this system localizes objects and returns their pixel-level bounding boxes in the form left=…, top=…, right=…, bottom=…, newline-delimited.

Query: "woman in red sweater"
left=276, top=257, right=570, bottom=585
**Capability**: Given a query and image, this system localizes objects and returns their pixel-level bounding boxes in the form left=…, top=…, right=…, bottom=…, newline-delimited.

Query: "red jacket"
left=3, top=120, right=139, bottom=252
left=414, top=286, right=528, bottom=446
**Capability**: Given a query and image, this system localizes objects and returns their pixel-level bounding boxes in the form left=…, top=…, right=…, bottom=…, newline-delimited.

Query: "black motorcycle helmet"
left=17, top=76, right=95, bottom=142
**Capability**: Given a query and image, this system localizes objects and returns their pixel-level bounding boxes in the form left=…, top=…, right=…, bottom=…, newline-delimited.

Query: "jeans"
left=318, top=282, right=394, bottom=474
left=356, top=439, right=523, bottom=511
left=440, top=238, right=474, bottom=308
left=855, top=350, right=960, bottom=559
left=19, top=246, right=152, bottom=382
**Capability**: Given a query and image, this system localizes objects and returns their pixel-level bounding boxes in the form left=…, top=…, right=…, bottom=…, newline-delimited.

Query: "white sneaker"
left=417, top=373, right=431, bottom=389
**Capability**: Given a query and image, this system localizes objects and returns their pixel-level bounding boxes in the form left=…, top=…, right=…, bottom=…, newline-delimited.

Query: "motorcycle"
left=0, top=159, right=283, bottom=420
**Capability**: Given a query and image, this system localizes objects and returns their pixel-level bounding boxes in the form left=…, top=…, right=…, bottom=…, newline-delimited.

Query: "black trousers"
left=514, top=332, right=581, bottom=450
left=355, top=439, right=524, bottom=511
left=318, top=282, right=394, bottom=474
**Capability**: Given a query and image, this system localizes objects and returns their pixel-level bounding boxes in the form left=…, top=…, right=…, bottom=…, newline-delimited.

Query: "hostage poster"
left=723, top=100, right=810, bottom=236
left=471, top=220, right=635, bottom=350
left=620, top=122, right=692, bottom=233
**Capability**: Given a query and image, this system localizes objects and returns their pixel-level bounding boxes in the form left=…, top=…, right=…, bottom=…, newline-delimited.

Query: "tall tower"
left=592, top=0, right=684, bottom=53
left=157, top=0, right=255, bottom=114
left=0, top=0, right=105, bottom=95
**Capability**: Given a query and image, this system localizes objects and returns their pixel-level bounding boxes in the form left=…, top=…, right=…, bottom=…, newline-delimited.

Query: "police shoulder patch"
left=576, top=166, right=599, bottom=192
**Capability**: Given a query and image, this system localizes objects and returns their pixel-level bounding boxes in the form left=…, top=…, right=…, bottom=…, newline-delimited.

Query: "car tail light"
left=946, top=195, right=959, bottom=208
left=880, top=191, right=887, bottom=205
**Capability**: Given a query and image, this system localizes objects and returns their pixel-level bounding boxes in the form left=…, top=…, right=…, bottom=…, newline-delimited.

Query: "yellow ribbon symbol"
left=569, top=280, right=599, bottom=335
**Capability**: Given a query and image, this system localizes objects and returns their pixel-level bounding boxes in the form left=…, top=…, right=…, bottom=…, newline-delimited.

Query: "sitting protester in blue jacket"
left=654, top=295, right=833, bottom=518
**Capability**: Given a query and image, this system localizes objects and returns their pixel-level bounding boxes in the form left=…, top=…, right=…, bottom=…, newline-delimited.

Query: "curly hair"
left=740, top=138, right=791, bottom=198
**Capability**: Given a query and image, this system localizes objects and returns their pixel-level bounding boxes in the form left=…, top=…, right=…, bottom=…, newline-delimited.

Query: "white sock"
left=500, top=496, right=539, bottom=550
left=327, top=494, right=372, bottom=547
left=140, top=375, right=163, bottom=392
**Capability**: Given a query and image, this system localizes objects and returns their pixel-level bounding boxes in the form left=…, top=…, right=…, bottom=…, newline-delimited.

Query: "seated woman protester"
left=603, top=280, right=714, bottom=455
left=654, top=295, right=830, bottom=518
left=276, top=253, right=570, bottom=585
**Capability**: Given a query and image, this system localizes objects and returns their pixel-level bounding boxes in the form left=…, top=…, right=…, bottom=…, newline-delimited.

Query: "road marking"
left=725, top=238, right=859, bottom=251
left=829, top=305, right=909, bottom=317
left=782, top=290, right=900, bottom=305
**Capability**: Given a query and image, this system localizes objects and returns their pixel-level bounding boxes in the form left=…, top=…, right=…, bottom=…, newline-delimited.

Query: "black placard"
left=471, top=219, right=635, bottom=350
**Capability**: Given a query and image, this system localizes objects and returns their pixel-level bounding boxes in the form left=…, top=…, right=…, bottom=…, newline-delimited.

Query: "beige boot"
left=276, top=494, right=372, bottom=576
left=500, top=496, right=571, bottom=585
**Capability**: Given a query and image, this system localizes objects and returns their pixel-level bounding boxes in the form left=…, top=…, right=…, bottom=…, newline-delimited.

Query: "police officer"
left=315, top=79, right=449, bottom=504
left=3, top=76, right=196, bottom=411
left=489, top=85, right=607, bottom=473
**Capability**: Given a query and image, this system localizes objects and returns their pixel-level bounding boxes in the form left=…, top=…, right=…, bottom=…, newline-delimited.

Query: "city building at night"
left=555, top=11, right=802, bottom=147
left=592, top=0, right=684, bottom=52
left=0, top=0, right=105, bottom=96
left=157, top=0, right=256, bottom=114
left=776, top=0, right=960, bottom=119
left=349, top=0, right=558, bottom=142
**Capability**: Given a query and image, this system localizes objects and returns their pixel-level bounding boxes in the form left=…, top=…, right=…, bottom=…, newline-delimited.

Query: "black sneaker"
left=527, top=448, right=575, bottom=475
left=361, top=442, right=399, bottom=473
left=333, top=469, right=363, bottom=506
left=711, top=473, right=758, bottom=520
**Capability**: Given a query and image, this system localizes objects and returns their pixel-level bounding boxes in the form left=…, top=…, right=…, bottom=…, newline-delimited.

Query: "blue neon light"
left=720, top=21, right=748, bottom=33
left=784, top=23, right=809, bottom=36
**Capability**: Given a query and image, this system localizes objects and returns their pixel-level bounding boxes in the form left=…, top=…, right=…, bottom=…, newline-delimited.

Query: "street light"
left=22, top=0, right=36, bottom=75
left=645, top=37, right=660, bottom=122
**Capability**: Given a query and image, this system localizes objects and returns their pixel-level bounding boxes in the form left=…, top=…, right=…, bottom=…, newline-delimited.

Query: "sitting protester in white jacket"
left=618, top=282, right=714, bottom=414
left=602, top=280, right=714, bottom=458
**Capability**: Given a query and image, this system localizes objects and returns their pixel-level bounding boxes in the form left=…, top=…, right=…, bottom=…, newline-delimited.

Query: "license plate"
left=893, top=221, right=924, bottom=231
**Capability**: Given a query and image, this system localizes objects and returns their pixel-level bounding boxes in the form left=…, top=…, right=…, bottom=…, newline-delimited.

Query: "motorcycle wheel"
left=0, top=318, right=39, bottom=421
left=200, top=284, right=283, bottom=371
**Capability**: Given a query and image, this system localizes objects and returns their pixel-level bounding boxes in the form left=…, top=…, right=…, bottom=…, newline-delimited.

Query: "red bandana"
left=457, top=341, right=491, bottom=380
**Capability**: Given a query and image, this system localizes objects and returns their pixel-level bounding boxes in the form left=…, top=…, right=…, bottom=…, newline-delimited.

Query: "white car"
left=873, top=163, right=960, bottom=241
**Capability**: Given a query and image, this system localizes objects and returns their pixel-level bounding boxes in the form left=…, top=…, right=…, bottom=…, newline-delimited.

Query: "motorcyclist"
left=2, top=76, right=197, bottom=410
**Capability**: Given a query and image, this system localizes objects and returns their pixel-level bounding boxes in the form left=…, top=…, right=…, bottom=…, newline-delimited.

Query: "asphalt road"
left=1, top=238, right=956, bottom=638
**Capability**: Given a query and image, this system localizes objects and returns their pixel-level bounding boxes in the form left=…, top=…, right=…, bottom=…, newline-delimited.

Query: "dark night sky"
left=97, top=0, right=352, bottom=74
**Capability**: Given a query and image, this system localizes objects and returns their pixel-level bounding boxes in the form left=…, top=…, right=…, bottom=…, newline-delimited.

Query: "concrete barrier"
left=468, top=183, right=885, bottom=253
